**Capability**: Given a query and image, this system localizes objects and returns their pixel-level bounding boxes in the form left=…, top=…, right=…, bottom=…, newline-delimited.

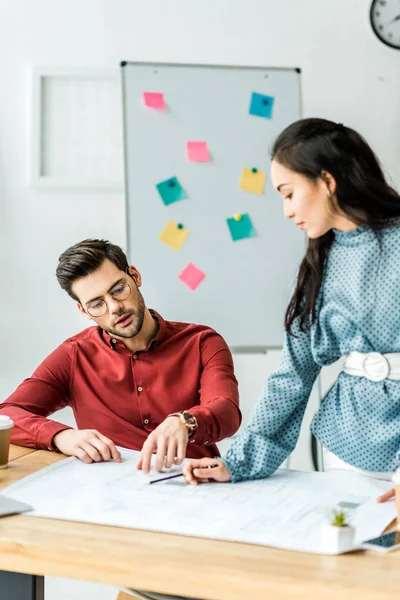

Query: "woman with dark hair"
left=184, top=117, right=400, bottom=488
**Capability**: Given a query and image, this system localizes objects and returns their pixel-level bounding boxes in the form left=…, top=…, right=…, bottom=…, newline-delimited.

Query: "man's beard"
left=104, top=290, right=145, bottom=339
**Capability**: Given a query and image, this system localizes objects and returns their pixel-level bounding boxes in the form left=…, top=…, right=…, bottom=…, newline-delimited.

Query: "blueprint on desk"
left=2, top=447, right=396, bottom=554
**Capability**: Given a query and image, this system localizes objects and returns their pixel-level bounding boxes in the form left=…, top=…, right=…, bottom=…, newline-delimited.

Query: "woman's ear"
left=321, top=170, right=337, bottom=195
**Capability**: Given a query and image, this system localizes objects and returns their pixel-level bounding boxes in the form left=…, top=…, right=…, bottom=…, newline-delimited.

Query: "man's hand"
left=137, top=417, right=188, bottom=474
left=52, top=429, right=122, bottom=464
left=183, top=458, right=231, bottom=485
left=377, top=488, right=395, bottom=503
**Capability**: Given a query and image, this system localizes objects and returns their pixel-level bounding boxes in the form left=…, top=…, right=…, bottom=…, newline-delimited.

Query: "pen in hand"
left=148, top=463, right=219, bottom=485
left=146, top=472, right=184, bottom=485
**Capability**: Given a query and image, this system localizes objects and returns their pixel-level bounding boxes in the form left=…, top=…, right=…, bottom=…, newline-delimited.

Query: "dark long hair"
left=271, top=118, right=400, bottom=334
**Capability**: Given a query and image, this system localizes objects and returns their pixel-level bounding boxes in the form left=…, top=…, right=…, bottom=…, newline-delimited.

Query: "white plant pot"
left=321, top=524, right=355, bottom=554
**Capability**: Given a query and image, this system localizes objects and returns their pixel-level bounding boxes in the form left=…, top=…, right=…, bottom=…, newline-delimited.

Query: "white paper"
left=115, top=447, right=185, bottom=483
left=3, top=448, right=396, bottom=554
left=0, top=495, right=32, bottom=517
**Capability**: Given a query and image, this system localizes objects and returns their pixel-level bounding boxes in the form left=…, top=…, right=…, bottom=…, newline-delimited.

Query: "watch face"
left=370, top=0, right=400, bottom=49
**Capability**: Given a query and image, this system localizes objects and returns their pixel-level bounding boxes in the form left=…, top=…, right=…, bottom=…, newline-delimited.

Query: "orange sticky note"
left=179, top=263, right=206, bottom=291
left=240, top=167, right=266, bottom=195
left=187, top=141, right=210, bottom=162
left=143, top=92, right=166, bottom=109
left=159, top=220, right=189, bottom=251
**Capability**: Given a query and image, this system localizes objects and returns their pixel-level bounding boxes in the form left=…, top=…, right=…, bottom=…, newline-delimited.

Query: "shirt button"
left=138, top=386, right=143, bottom=392
left=205, top=441, right=210, bottom=445
left=190, top=439, right=195, bottom=444
left=111, top=339, right=116, bottom=344
left=133, top=354, right=138, bottom=359
left=144, top=419, right=149, bottom=425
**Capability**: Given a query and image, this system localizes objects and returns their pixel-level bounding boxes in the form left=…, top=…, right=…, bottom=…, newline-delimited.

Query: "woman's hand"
left=377, top=488, right=395, bottom=503
left=183, top=457, right=231, bottom=485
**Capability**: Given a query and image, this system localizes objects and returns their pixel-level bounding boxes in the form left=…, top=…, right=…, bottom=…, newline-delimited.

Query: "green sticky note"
left=156, top=177, right=187, bottom=206
left=249, top=92, right=274, bottom=119
left=226, top=213, right=257, bottom=241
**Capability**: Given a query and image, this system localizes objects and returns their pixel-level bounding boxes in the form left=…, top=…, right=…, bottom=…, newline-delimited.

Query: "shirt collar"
left=103, top=309, right=168, bottom=351
left=332, top=219, right=400, bottom=247
left=148, top=309, right=169, bottom=347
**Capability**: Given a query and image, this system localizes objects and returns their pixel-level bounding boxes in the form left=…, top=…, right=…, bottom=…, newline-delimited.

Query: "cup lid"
left=0, top=415, right=14, bottom=429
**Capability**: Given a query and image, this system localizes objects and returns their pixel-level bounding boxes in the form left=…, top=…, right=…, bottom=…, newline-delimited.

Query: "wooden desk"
left=1, top=445, right=400, bottom=600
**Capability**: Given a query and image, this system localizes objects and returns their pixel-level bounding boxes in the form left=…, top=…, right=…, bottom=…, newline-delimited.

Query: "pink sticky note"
left=179, top=263, right=206, bottom=291
left=187, top=141, right=210, bottom=162
left=143, top=92, right=166, bottom=109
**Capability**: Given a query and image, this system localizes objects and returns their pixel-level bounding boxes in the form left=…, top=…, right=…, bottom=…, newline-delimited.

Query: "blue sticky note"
left=226, top=213, right=257, bottom=242
left=249, top=92, right=274, bottom=119
left=156, top=177, right=187, bottom=206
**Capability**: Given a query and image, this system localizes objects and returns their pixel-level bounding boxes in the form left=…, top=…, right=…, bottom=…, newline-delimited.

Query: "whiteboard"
left=122, top=62, right=304, bottom=349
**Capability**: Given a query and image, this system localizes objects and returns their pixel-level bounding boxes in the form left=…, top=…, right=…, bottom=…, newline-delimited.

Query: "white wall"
left=0, top=1, right=399, bottom=598
left=1, top=0, right=399, bottom=394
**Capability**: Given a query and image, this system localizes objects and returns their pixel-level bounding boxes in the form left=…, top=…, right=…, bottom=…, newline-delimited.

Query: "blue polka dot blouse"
left=223, top=223, right=400, bottom=482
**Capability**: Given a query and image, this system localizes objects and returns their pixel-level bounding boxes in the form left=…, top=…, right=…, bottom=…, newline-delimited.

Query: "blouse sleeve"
left=223, top=319, right=320, bottom=482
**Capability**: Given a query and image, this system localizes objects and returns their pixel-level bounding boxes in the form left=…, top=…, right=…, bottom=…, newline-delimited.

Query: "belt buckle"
left=362, top=352, right=390, bottom=382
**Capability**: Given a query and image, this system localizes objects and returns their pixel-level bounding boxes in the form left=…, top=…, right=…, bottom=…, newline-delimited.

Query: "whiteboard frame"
left=30, top=67, right=124, bottom=192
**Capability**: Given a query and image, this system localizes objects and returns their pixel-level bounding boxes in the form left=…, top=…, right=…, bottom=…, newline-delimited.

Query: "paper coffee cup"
left=392, top=468, right=400, bottom=528
left=0, top=415, right=14, bottom=469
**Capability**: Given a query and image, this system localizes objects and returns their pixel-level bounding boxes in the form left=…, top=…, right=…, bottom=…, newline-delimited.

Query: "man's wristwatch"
left=168, top=411, right=198, bottom=438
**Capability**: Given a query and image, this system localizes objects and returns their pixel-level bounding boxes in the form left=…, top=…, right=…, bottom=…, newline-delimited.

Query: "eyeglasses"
left=86, top=281, right=132, bottom=318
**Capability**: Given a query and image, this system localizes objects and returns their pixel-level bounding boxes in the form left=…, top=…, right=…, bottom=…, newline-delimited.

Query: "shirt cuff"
left=185, top=407, right=213, bottom=446
left=36, top=420, right=73, bottom=452
left=221, top=455, right=244, bottom=483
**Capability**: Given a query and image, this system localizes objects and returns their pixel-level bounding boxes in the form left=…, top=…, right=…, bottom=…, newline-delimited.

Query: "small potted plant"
left=321, top=508, right=355, bottom=554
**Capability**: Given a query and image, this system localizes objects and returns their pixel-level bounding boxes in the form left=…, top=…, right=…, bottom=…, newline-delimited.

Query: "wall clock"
left=370, top=0, right=400, bottom=49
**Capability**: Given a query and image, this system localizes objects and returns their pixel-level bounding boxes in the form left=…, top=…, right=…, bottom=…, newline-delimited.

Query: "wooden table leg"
left=0, top=571, right=44, bottom=600
left=116, top=592, right=142, bottom=600
left=116, top=591, right=162, bottom=600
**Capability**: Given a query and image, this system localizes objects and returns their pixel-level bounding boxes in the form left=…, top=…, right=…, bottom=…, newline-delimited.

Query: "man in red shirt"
left=0, top=239, right=241, bottom=473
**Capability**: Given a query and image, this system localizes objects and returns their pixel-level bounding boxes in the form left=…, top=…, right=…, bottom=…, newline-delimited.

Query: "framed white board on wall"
left=31, top=67, right=124, bottom=191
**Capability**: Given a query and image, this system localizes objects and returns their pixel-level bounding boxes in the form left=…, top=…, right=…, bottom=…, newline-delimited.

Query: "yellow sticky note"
left=240, top=167, right=266, bottom=195
left=159, top=220, right=189, bottom=251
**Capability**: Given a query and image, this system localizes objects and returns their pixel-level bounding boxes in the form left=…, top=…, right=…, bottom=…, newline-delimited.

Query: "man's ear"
left=128, top=266, right=142, bottom=288
left=77, top=303, right=92, bottom=321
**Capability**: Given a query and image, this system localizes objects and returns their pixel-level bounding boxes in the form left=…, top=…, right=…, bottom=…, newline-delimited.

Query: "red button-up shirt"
left=0, top=311, right=241, bottom=458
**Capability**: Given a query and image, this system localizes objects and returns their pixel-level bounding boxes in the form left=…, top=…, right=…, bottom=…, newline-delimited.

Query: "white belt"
left=343, top=351, right=400, bottom=382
